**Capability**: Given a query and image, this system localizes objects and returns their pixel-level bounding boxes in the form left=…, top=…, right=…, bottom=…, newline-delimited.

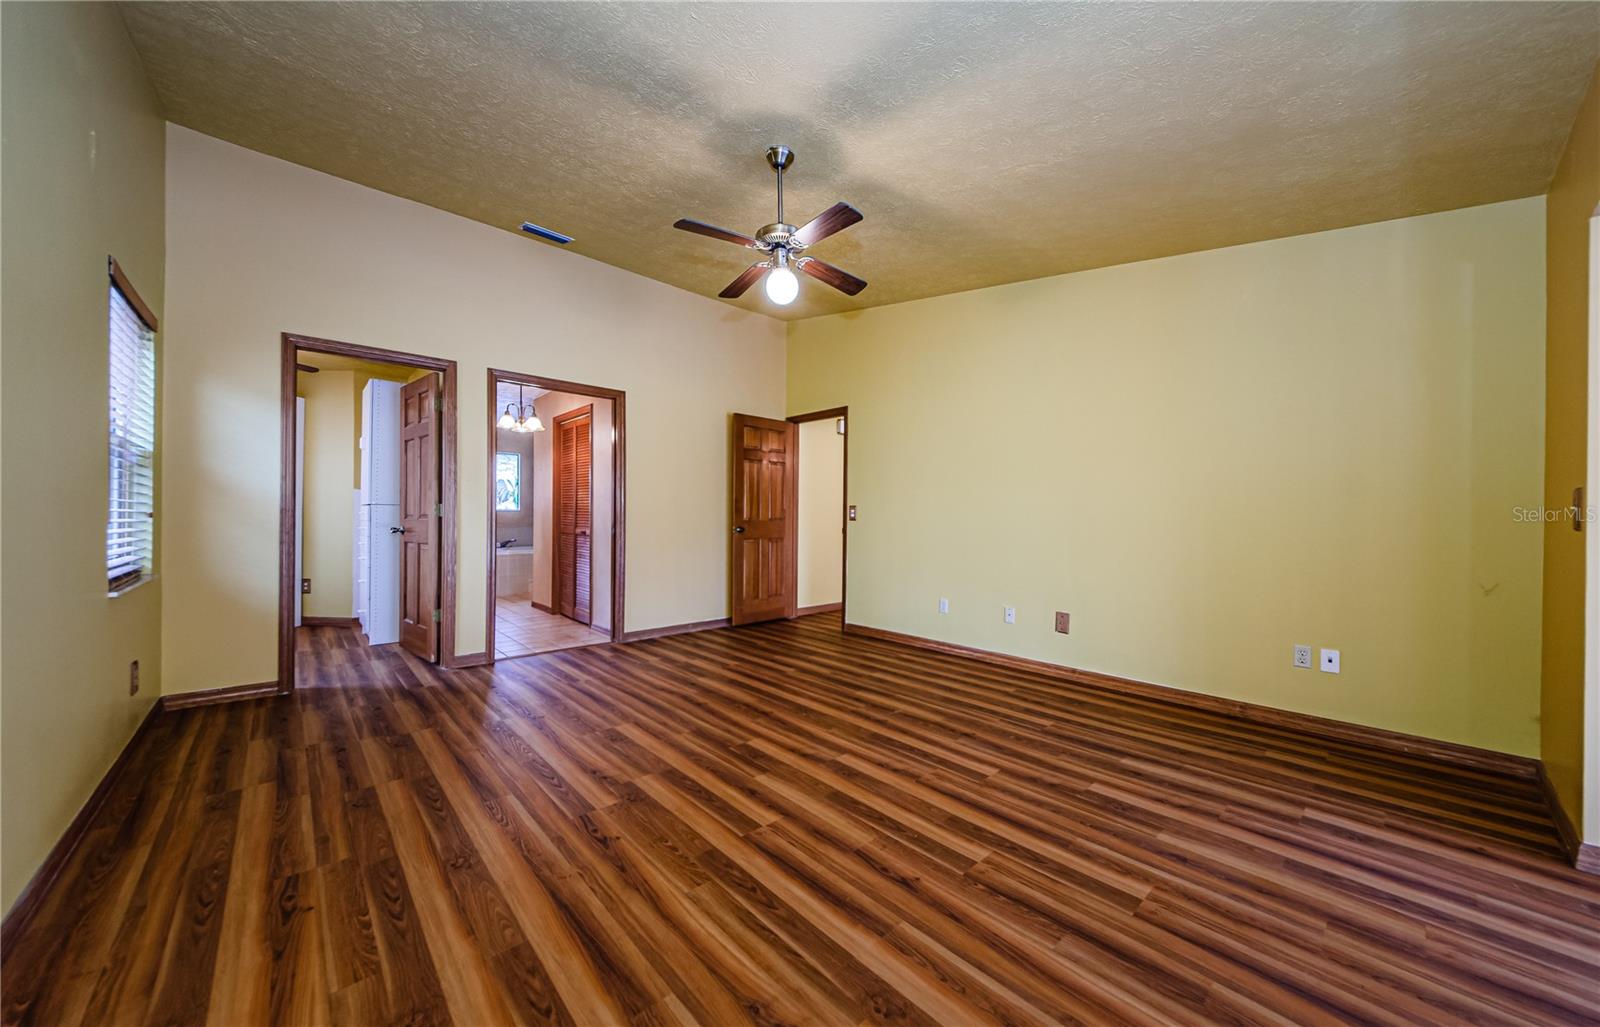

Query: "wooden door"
left=553, top=404, right=594, bottom=625
left=399, top=374, right=440, bottom=660
left=730, top=414, right=796, bottom=625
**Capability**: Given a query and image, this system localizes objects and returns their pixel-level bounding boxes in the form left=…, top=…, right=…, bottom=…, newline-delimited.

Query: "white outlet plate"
left=1003, top=606, right=1016, bottom=624
left=1320, top=648, right=1341, bottom=674
left=1293, top=645, right=1312, bottom=669
left=938, top=597, right=949, bottom=614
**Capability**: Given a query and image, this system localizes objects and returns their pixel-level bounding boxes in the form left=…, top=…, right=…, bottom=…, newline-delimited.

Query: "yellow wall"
left=0, top=2, right=167, bottom=910
left=1541, top=62, right=1600, bottom=841
left=797, top=418, right=844, bottom=609
left=161, top=126, right=786, bottom=693
left=298, top=369, right=356, bottom=619
left=789, top=197, right=1547, bottom=756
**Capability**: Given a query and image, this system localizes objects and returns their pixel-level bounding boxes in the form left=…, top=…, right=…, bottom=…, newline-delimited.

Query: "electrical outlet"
left=1320, top=648, right=1341, bottom=674
left=938, top=597, right=949, bottom=614
left=301, top=577, right=312, bottom=594
left=129, top=659, right=139, bottom=696
left=1055, top=612, right=1070, bottom=634
left=1293, top=645, right=1312, bottom=669
left=1003, top=606, right=1016, bottom=624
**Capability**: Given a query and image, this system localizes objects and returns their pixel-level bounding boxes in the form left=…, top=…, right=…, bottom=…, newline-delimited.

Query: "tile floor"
left=493, top=594, right=610, bottom=659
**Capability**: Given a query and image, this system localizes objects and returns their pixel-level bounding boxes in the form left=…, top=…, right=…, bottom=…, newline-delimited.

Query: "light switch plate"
left=1320, top=648, right=1341, bottom=674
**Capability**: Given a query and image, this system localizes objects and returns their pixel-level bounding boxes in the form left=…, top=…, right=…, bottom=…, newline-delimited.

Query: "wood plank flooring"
left=4, top=613, right=1597, bottom=1026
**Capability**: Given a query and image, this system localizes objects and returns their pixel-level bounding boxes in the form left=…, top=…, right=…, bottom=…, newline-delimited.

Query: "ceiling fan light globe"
left=765, top=265, right=799, bottom=305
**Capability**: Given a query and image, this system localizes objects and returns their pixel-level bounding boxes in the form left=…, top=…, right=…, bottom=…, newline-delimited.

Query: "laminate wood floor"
left=3, top=614, right=1597, bottom=1026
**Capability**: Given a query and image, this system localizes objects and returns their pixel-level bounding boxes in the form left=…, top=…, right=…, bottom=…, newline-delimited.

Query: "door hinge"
left=434, top=394, right=442, bottom=414
left=432, top=608, right=441, bottom=623
left=436, top=502, right=443, bottom=516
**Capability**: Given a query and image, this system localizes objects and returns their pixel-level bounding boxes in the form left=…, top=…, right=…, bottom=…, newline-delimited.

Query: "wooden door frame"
left=279, top=333, right=460, bottom=693
left=485, top=370, right=625, bottom=661
left=788, top=406, right=849, bottom=625
left=551, top=403, right=597, bottom=626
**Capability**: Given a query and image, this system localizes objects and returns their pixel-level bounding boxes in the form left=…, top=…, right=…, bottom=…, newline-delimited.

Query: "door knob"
left=733, top=526, right=745, bottom=534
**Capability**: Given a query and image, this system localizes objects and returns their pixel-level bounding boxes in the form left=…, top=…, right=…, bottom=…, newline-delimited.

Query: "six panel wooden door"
left=730, top=413, right=796, bottom=625
left=398, top=374, right=440, bottom=660
left=553, top=404, right=594, bottom=625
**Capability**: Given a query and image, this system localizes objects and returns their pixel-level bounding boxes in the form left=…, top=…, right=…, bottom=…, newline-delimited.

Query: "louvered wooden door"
left=553, top=404, right=594, bottom=625
left=398, top=374, right=440, bottom=661
left=730, top=414, right=796, bottom=625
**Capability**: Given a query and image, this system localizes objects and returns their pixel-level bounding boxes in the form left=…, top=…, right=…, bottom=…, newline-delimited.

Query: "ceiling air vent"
left=520, top=221, right=573, bottom=245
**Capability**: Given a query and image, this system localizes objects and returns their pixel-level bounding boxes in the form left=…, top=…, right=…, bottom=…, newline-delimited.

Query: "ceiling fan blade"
left=674, top=218, right=762, bottom=249
left=796, top=257, right=867, bottom=296
left=719, top=263, right=770, bottom=299
left=792, top=202, right=862, bottom=248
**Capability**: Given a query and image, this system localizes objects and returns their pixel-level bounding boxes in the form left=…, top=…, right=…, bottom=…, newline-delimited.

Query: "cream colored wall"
left=797, top=418, right=844, bottom=609
left=529, top=393, right=615, bottom=632
left=1541, top=62, right=1600, bottom=841
left=789, top=197, right=1547, bottom=757
left=162, top=127, right=784, bottom=691
left=298, top=369, right=356, bottom=619
left=0, top=2, right=166, bottom=911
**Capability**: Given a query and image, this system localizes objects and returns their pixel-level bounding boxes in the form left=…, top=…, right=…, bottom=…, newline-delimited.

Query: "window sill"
left=107, top=573, right=158, bottom=599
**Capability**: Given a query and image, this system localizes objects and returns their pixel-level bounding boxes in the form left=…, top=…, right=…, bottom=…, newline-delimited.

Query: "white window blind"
left=108, top=273, right=156, bottom=591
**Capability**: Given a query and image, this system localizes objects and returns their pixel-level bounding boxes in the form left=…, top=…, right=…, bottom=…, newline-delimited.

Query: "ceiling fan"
left=673, top=146, right=866, bottom=306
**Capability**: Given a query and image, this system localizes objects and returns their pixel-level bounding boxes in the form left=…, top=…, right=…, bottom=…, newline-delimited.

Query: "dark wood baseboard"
left=620, top=617, right=731, bottom=643
left=0, top=700, right=163, bottom=953
left=796, top=602, right=843, bottom=617
left=530, top=600, right=556, bottom=615
left=1538, top=762, right=1600, bottom=874
left=445, top=651, right=491, bottom=669
left=300, top=615, right=358, bottom=628
left=844, top=622, right=1539, bottom=781
left=158, top=681, right=281, bottom=711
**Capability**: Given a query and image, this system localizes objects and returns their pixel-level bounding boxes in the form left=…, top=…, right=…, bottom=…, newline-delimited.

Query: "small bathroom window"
left=495, top=452, right=521, bottom=511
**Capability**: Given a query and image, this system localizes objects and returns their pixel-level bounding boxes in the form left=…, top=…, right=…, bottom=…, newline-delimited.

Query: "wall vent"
left=520, top=222, right=574, bottom=245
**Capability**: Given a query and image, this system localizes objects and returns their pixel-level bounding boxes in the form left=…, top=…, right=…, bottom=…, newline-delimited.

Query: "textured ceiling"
left=294, top=351, right=415, bottom=380
left=122, top=2, right=1599, bottom=320
left=495, top=381, right=550, bottom=414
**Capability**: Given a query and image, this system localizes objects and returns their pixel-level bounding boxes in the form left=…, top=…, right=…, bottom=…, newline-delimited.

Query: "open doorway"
left=727, top=408, right=848, bottom=627
left=487, top=370, right=624, bottom=659
left=791, top=407, right=848, bottom=621
left=279, top=333, right=459, bottom=691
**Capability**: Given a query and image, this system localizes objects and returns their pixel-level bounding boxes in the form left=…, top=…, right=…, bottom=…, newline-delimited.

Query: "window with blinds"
left=107, top=263, right=157, bottom=592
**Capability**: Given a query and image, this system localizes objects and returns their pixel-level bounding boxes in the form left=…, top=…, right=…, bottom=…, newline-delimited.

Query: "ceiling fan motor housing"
left=757, top=223, right=798, bottom=249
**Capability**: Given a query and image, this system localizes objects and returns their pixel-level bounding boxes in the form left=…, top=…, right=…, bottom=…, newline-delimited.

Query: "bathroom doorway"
left=486, top=370, right=624, bottom=659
